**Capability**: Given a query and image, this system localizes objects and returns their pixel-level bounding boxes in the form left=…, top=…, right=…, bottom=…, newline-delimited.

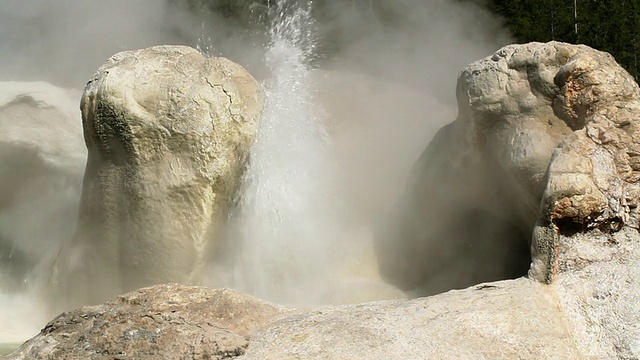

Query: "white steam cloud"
left=0, top=0, right=512, bottom=344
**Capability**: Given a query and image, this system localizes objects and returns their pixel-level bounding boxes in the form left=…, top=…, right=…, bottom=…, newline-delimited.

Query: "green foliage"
left=478, top=0, right=640, bottom=81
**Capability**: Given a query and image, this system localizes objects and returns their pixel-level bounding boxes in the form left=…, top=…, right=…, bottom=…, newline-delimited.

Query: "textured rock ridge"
left=382, top=41, right=640, bottom=358
left=5, top=285, right=287, bottom=360
left=52, top=46, right=264, bottom=308
left=5, top=280, right=586, bottom=360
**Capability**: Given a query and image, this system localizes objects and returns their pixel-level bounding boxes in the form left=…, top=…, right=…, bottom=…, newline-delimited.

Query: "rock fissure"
left=213, top=82, right=234, bottom=115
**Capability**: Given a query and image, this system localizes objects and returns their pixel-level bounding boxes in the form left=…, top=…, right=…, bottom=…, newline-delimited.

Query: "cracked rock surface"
left=5, top=285, right=288, bottom=360
left=51, top=46, right=264, bottom=309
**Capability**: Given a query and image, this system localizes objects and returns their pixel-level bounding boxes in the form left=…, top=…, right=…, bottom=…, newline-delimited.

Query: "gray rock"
left=51, top=46, right=264, bottom=309
left=0, top=81, right=85, bottom=291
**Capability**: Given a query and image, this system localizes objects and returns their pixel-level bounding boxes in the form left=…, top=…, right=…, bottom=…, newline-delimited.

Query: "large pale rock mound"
left=0, top=82, right=85, bottom=290
left=381, top=42, right=640, bottom=358
left=529, top=45, right=640, bottom=358
left=378, top=42, right=580, bottom=294
left=52, top=46, right=264, bottom=307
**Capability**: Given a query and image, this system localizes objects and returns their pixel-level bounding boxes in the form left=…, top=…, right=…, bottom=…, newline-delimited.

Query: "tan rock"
left=4, top=279, right=584, bottom=360
left=51, top=46, right=264, bottom=308
left=5, top=284, right=288, bottom=360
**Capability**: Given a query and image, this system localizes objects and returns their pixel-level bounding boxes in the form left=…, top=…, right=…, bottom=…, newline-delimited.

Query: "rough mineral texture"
left=530, top=44, right=640, bottom=359
left=529, top=42, right=640, bottom=282
left=240, top=278, right=585, bottom=360
left=51, top=45, right=264, bottom=309
left=375, top=42, right=580, bottom=293
left=380, top=41, right=640, bottom=358
left=550, top=228, right=640, bottom=358
left=4, top=280, right=584, bottom=360
left=4, top=284, right=288, bottom=360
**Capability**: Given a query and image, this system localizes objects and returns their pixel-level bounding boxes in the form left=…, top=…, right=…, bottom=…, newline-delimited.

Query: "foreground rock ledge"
left=6, top=280, right=583, bottom=360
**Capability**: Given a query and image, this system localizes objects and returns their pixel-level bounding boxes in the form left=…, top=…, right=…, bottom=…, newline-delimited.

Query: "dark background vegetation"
left=480, top=0, right=640, bottom=81
left=186, top=0, right=640, bottom=81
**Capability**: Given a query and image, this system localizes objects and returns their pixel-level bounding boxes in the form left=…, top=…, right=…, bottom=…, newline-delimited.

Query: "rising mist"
left=0, top=0, right=512, bottom=342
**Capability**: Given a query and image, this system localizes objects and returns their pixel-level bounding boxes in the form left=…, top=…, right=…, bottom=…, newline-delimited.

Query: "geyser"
left=0, top=0, right=516, bottom=348
left=6, top=41, right=640, bottom=360
left=218, top=2, right=342, bottom=304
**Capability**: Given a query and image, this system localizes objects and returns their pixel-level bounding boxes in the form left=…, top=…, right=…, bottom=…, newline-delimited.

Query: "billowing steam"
left=0, top=0, right=511, bottom=344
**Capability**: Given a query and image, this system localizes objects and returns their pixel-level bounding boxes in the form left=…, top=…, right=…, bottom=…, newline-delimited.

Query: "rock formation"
left=378, top=42, right=624, bottom=293
left=51, top=46, right=264, bottom=308
left=6, top=42, right=639, bottom=359
left=0, top=82, right=85, bottom=290
left=4, top=280, right=582, bottom=360
left=377, top=42, right=583, bottom=294
left=529, top=43, right=640, bottom=358
left=4, top=284, right=288, bottom=360
left=379, top=41, right=640, bottom=357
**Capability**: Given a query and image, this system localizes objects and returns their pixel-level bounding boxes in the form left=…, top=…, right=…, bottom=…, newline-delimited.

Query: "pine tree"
left=477, top=0, right=640, bottom=81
